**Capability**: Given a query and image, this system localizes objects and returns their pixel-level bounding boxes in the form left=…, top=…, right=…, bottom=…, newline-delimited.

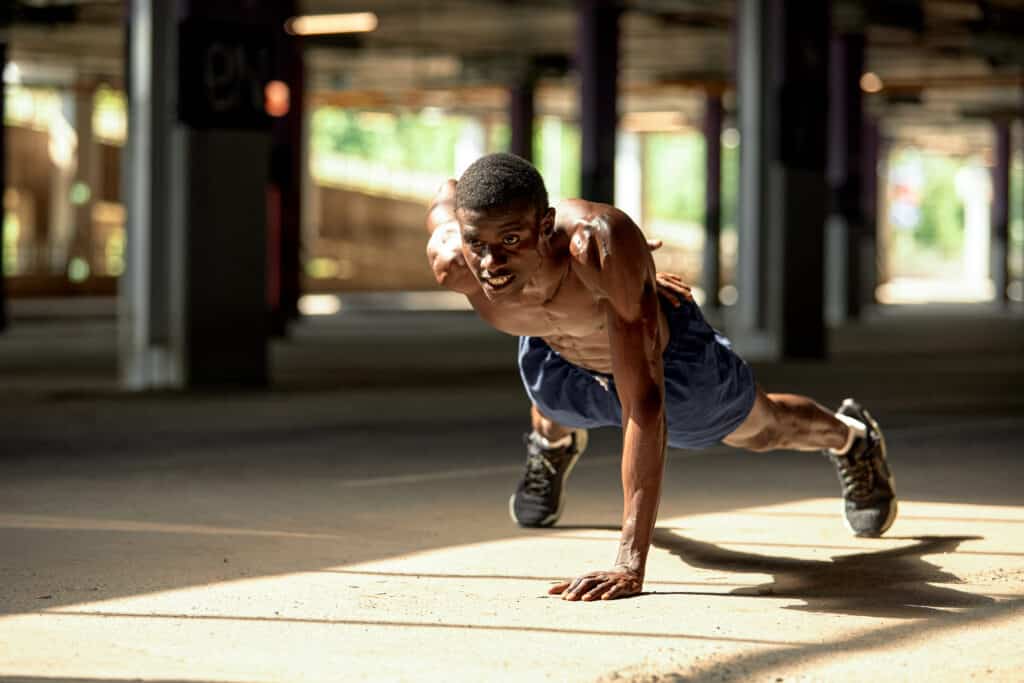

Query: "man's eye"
left=466, top=239, right=483, bottom=249
left=502, top=234, right=521, bottom=246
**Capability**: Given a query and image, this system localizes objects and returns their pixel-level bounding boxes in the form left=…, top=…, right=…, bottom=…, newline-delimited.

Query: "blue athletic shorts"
left=517, top=296, right=757, bottom=449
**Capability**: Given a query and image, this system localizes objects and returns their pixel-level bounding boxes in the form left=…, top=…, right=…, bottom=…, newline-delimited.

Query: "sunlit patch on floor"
left=0, top=499, right=1021, bottom=682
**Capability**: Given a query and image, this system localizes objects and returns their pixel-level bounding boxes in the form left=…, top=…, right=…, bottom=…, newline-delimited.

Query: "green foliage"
left=644, top=133, right=706, bottom=224
left=913, top=154, right=964, bottom=257
left=557, top=124, right=581, bottom=199
left=489, top=122, right=510, bottom=153
left=310, top=107, right=466, bottom=175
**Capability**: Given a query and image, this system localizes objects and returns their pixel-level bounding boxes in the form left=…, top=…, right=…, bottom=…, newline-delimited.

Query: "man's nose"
left=481, top=247, right=507, bottom=271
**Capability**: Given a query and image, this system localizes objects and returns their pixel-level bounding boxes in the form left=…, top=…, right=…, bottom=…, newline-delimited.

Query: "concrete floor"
left=1, top=301, right=1023, bottom=682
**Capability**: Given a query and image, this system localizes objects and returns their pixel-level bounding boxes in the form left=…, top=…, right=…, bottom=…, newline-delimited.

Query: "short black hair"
left=455, top=153, right=549, bottom=215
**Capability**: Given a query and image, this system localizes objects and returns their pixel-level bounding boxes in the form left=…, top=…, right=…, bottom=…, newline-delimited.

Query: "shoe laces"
left=521, top=435, right=566, bottom=497
left=832, top=438, right=876, bottom=501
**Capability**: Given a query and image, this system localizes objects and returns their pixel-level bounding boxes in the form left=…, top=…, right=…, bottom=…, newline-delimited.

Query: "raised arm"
left=549, top=205, right=668, bottom=601
left=425, top=180, right=478, bottom=294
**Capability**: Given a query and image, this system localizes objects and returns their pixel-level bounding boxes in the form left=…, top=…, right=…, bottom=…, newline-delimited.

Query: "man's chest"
left=471, top=279, right=607, bottom=339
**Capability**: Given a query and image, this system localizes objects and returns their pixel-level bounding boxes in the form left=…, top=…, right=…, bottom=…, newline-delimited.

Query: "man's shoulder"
left=554, top=198, right=619, bottom=227
left=554, top=200, right=642, bottom=267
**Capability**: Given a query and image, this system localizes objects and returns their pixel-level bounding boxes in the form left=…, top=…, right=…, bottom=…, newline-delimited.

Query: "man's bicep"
left=579, top=210, right=658, bottom=323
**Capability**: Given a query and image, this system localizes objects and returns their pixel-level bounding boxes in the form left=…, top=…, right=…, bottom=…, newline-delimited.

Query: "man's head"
left=455, top=153, right=555, bottom=299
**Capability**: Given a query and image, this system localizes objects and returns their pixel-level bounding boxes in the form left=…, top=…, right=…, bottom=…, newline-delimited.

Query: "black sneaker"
left=826, top=399, right=898, bottom=537
left=509, top=429, right=588, bottom=528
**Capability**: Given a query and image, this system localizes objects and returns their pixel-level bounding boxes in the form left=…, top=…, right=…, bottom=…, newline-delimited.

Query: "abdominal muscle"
left=544, top=328, right=617, bottom=375
left=470, top=280, right=668, bottom=376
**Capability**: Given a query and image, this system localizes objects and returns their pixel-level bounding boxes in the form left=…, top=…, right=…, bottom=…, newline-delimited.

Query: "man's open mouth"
left=482, top=272, right=516, bottom=290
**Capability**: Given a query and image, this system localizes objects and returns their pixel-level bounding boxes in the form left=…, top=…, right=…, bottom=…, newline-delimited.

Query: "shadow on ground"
left=560, top=525, right=993, bottom=619
left=649, top=529, right=993, bottom=618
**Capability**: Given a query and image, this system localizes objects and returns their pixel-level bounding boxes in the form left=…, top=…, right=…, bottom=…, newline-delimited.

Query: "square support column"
left=0, top=39, right=7, bottom=333
left=268, top=1, right=304, bottom=336
left=70, top=79, right=99, bottom=275
left=860, top=116, right=881, bottom=305
left=577, top=0, right=619, bottom=204
left=509, top=77, right=535, bottom=162
left=826, top=31, right=866, bottom=323
left=703, top=92, right=724, bottom=310
left=992, top=119, right=1011, bottom=305
left=122, top=0, right=273, bottom=389
left=734, top=0, right=830, bottom=359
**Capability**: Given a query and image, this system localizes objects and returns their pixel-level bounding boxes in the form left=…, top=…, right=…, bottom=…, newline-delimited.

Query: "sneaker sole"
left=844, top=497, right=898, bottom=538
left=839, top=400, right=898, bottom=538
left=508, top=428, right=588, bottom=528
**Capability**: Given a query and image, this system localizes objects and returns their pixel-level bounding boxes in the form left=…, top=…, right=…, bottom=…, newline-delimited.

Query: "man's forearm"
left=426, top=180, right=457, bottom=235
left=614, top=410, right=667, bottom=577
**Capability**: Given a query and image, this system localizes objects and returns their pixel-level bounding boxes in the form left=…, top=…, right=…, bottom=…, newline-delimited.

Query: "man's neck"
left=519, top=250, right=570, bottom=306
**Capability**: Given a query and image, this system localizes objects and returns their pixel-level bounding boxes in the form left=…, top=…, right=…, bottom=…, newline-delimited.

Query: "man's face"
left=456, top=203, right=554, bottom=300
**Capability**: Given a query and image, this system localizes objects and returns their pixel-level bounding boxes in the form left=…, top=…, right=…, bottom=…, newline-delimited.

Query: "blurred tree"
left=644, top=133, right=705, bottom=224
left=914, top=154, right=964, bottom=257
left=310, top=107, right=465, bottom=175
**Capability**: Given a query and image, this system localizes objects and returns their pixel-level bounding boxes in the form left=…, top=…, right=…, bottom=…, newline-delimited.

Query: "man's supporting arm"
left=607, top=283, right=667, bottom=586
left=550, top=207, right=668, bottom=601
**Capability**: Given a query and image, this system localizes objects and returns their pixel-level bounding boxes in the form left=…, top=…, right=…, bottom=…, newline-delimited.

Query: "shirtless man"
left=425, top=153, right=896, bottom=602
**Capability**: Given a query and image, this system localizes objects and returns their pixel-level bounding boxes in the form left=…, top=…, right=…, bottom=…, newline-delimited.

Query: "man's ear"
left=540, top=207, right=556, bottom=237
left=537, top=207, right=558, bottom=256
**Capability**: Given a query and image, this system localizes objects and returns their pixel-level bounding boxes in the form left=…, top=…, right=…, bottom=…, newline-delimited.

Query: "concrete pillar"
left=861, top=116, right=880, bottom=305
left=509, top=77, right=535, bottom=162
left=0, top=39, right=7, bottom=332
left=991, top=120, right=1011, bottom=305
left=70, top=79, right=98, bottom=275
left=826, top=31, right=865, bottom=324
left=48, top=93, right=76, bottom=274
left=121, top=0, right=273, bottom=389
left=300, top=105, right=320, bottom=262
left=577, top=0, right=619, bottom=204
left=876, top=132, right=893, bottom=286
left=735, top=0, right=830, bottom=359
left=703, top=92, right=724, bottom=310
left=268, top=1, right=304, bottom=336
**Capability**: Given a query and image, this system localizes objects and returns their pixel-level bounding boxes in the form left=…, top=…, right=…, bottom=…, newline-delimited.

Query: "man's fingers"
left=647, top=239, right=663, bottom=251
left=564, top=577, right=602, bottom=601
left=602, top=584, right=625, bottom=600
left=549, top=581, right=571, bottom=595
left=582, top=580, right=615, bottom=601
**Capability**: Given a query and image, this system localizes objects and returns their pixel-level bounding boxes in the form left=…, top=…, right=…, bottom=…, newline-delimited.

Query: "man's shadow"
left=563, top=526, right=994, bottom=618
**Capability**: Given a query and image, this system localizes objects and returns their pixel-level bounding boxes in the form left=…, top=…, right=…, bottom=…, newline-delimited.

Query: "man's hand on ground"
left=548, top=569, right=643, bottom=601
left=655, top=272, right=694, bottom=307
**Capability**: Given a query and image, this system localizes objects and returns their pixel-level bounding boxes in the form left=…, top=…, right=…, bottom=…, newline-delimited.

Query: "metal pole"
left=0, top=39, right=8, bottom=333
left=509, top=77, right=535, bottom=162
left=703, top=92, right=723, bottom=309
left=992, top=119, right=1011, bottom=305
left=828, top=31, right=865, bottom=320
left=577, top=0, right=618, bottom=204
